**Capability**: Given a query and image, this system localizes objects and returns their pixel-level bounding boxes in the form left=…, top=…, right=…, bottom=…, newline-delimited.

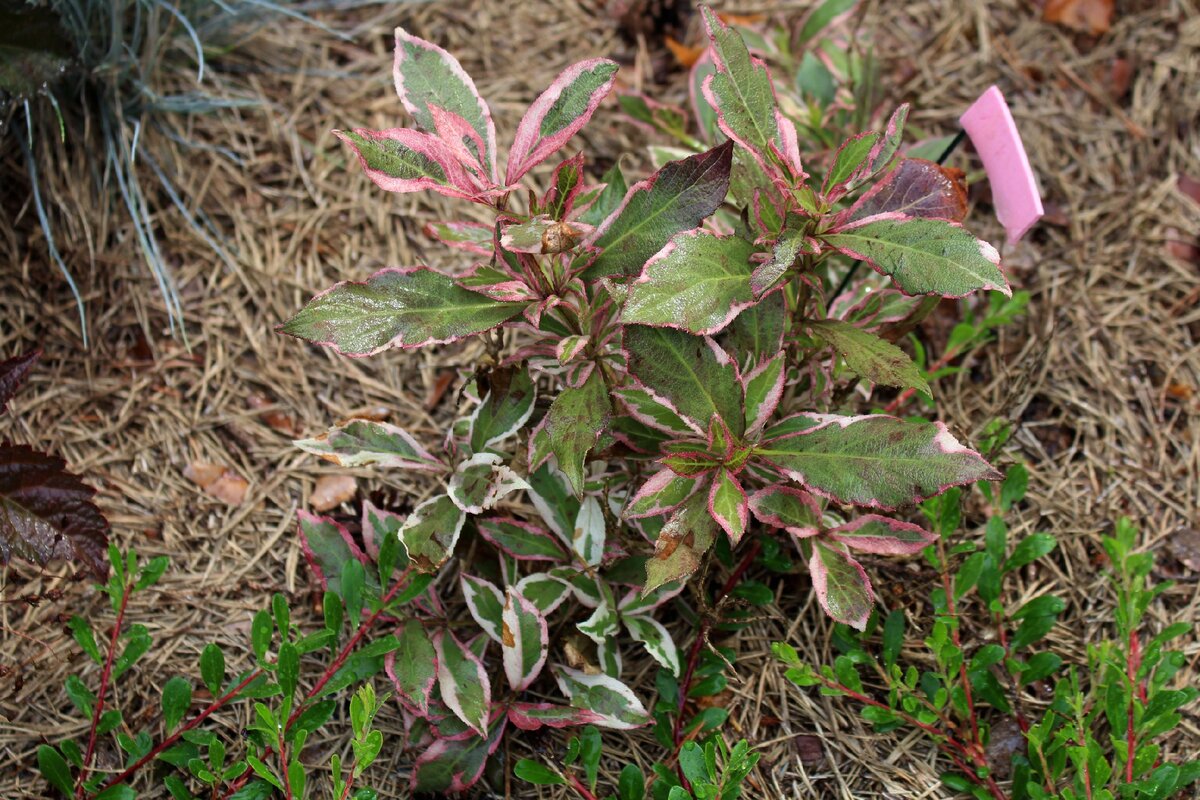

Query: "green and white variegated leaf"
left=808, top=319, right=930, bottom=395
left=572, top=495, right=606, bottom=567
left=828, top=515, right=936, bottom=555
left=754, top=414, right=1000, bottom=510
left=423, top=220, right=494, bottom=255
left=545, top=371, right=612, bottom=495
left=810, top=539, right=874, bottom=631
left=750, top=226, right=812, bottom=297
left=386, top=622, right=437, bottom=715
left=515, top=572, right=572, bottom=614
left=432, top=630, right=491, bottom=736
left=362, top=500, right=406, bottom=562
left=623, top=325, right=744, bottom=436
left=623, top=230, right=757, bottom=336
left=550, top=568, right=603, bottom=609
left=613, top=387, right=694, bottom=435
left=294, top=419, right=444, bottom=471
left=577, top=579, right=619, bottom=644
left=393, top=27, right=497, bottom=179
left=469, top=367, right=536, bottom=453
left=645, top=492, right=718, bottom=595
left=460, top=573, right=505, bottom=643
left=618, top=581, right=685, bottom=616
left=399, top=494, right=465, bottom=571
left=624, top=469, right=702, bottom=519
left=527, top=461, right=581, bottom=543
left=742, top=351, right=785, bottom=436
left=501, top=588, right=549, bottom=691
left=552, top=666, right=649, bottom=730
left=334, top=128, right=484, bottom=200
left=822, top=217, right=1011, bottom=299
left=279, top=267, right=524, bottom=357
left=624, top=614, right=680, bottom=676
left=584, top=141, right=734, bottom=279
left=597, top=635, right=622, bottom=678
left=447, top=453, right=529, bottom=515
left=476, top=517, right=566, bottom=562
left=748, top=484, right=821, bottom=536
left=708, top=468, right=749, bottom=544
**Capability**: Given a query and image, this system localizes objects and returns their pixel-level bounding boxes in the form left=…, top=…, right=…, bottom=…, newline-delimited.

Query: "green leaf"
left=514, top=759, right=565, bottom=785
left=721, top=288, right=786, bottom=366
left=808, top=320, right=930, bottom=395
left=251, top=611, right=272, bottom=662
left=823, top=218, right=1010, bottom=298
left=755, top=415, right=999, bottom=509
left=553, top=666, right=650, bottom=729
left=823, top=132, right=879, bottom=194
left=579, top=162, right=627, bottom=227
left=585, top=141, right=734, bottom=279
left=799, top=0, right=857, bottom=42
left=277, top=642, right=300, bottom=698
left=619, top=764, right=645, bottom=800
left=68, top=616, right=102, bottom=664
left=623, top=230, right=757, bottom=336
left=161, top=676, right=192, bottom=731
left=93, top=787, right=135, bottom=800
left=279, top=268, right=524, bottom=357
left=545, top=370, right=612, bottom=495
left=200, top=644, right=224, bottom=695
left=113, top=625, right=151, bottom=680
left=709, top=468, right=748, bottom=544
left=469, top=366, right=536, bottom=452
left=1004, top=533, right=1056, bottom=573
left=624, top=325, right=743, bottom=436
left=385, top=622, right=437, bottom=716
left=38, top=745, right=74, bottom=797
left=294, top=419, right=443, bottom=471
left=810, top=540, right=874, bottom=630
left=398, top=494, right=465, bottom=572
left=625, top=614, right=681, bottom=676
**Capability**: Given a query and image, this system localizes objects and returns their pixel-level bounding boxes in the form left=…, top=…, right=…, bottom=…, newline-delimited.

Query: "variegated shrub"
left=281, top=9, right=1008, bottom=792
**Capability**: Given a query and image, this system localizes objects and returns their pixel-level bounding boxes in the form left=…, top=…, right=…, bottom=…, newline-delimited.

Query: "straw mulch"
left=1, top=1, right=1197, bottom=797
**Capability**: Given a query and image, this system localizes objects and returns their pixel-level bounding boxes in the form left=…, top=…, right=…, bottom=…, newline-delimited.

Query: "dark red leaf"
left=1043, top=0, right=1114, bottom=35
left=0, top=349, right=40, bottom=414
left=0, top=444, right=109, bottom=578
left=849, top=158, right=969, bottom=223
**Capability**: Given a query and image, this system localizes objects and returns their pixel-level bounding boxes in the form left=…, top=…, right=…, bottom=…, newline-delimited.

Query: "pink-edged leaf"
left=0, top=444, right=109, bottom=579
left=659, top=450, right=721, bottom=478
left=361, top=500, right=405, bottom=560
left=477, top=517, right=567, bottom=562
left=624, top=468, right=703, bottom=519
left=460, top=573, right=505, bottom=643
left=848, top=157, right=968, bottom=223
left=545, top=370, right=612, bottom=495
left=866, top=105, right=909, bottom=177
left=294, top=418, right=444, bottom=470
left=393, top=27, right=497, bottom=181
left=334, top=128, right=484, bottom=200
left=457, top=263, right=538, bottom=304
left=742, top=351, right=785, bottom=436
left=500, top=215, right=591, bottom=254
left=432, top=629, right=491, bottom=736
left=699, top=8, right=792, bottom=180
left=543, top=152, right=587, bottom=220
left=810, top=539, right=874, bottom=630
left=708, top=468, right=749, bottom=544
left=824, top=105, right=910, bottom=201
left=645, top=492, right=718, bottom=595
left=411, top=713, right=507, bottom=794
left=279, top=267, right=525, bottom=357
left=748, top=483, right=822, bottom=536
left=622, top=229, right=757, bottom=336
left=828, top=514, right=937, bottom=555
left=424, top=220, right=494, bottom=255
left=507, top=702, right=605, bottom=731
left=552, top=665, right=650, bottom=730
left=0, top=348, right=38, bottom=413
left=613, top=387, right=695, bottom=436
left=428, top=104, right=490, bottom=179
left=506, top=58, right=619, bottom=185
left=807, top=319, right=931, bottom=395
left=555, top=334, right=591, bottom=365
left=584, top=141, right=734, bottom=279
left=399, top=493, right=465, bottom=572
left=501, top=587, right=549, bottom=691
left=447, top=452, right=529, bottom=515
left=514, top=572, right=572, bottom=614
left=822, top=216, right=1011, bottom=298
left=297, top=510, right=381, bottom=599
left=754, top=414, right=1001, bottom=509
left=386, top=622, right=438, bottom=716
left=689, top=52, right=720, bottom=141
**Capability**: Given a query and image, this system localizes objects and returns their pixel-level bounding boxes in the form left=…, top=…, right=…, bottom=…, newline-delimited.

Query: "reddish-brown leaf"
left=1177, top=174, right=1200, bottom=206
left=247, top=393, right=299, bottom=436
left=0, top=444, right=109, bottom=578
left=184, top=461, right=250, bottom=506
left=310, top=474, right=357, bottom=512
left=849, top=158, right=969, bottom=223
left=0, top=349, right=39, bottom=414
left=1043, top=0, right=1114, bottom=35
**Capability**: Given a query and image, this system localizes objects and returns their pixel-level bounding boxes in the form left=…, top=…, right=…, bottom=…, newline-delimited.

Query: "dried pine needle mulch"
left=1, top=1, right=1198, bottom=798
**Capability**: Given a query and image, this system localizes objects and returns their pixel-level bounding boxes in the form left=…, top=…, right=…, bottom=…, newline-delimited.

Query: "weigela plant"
left=279, top=8, right=1010, bottom=792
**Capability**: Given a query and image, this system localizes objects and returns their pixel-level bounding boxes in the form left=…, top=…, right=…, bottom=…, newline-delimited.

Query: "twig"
left=76, top=584, right=130, bottom=798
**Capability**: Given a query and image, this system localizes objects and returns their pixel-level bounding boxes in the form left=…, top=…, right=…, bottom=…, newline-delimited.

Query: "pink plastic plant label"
left=959, top=86, right=1044, bottom=245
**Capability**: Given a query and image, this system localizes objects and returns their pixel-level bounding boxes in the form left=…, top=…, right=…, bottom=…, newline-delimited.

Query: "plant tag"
left=959, top=86, right=1044, bottom=245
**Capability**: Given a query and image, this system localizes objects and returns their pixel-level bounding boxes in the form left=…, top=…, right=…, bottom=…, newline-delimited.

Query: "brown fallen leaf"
left=310, top=474, right=356, bottom=512
left=247, top=393, right=299, bottom=436
left=665, top=35, right=705, bottom=68
left=1165, top=228, right=1200, bottom=264
left=1108, top=57, right=1133, bottom=99
left=1177, top=174, right=1200, bottom=206
left=1165, top=527, right=1200, bottom=572
left=184, top=462, right=249, bottom=506
left=1043, top=0, right=1114, bottom=35
left=794, top=734, right=825, bottom=768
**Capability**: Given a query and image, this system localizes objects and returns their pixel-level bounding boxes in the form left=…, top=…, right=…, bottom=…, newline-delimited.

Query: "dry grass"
left=1, top=0, right=1197, bottom=798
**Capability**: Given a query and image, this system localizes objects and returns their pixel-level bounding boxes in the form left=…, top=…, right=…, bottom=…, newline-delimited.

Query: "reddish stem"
left=1125, top=628, right=1143, bottom=783
left=76, top=585, right=130, bottom=798
left=97, top=668, right=265, bottom=794
left=567, top=772, right=600, bottom=800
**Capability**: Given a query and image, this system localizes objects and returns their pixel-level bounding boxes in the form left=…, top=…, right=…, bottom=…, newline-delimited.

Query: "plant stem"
left=567, top=771, right=600, bottom=800
left=95, top=668, right=265, bottom=794
left=76, top=583, right=130, bottom=798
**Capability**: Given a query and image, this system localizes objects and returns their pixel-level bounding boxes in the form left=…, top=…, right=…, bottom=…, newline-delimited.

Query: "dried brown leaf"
left=310, top=474, right=356, bottom=511
left=1043, top=0, right=1114, bottom=35
left=184, top=462, right=249, bottom=506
